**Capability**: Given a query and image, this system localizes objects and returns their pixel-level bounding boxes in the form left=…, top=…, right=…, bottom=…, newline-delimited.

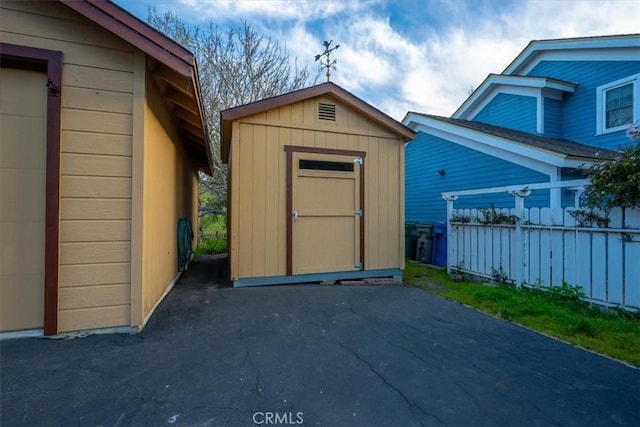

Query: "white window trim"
left=596, top=73, right=640, bottom=135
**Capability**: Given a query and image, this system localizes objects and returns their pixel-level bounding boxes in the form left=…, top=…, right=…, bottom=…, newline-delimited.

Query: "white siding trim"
left=537, top=93, right=544, bottom=134
left=404, top=114, right=598, bottom=171
left=549, top=168, right=561, bottom=209
left=511, top=45, right=640, bottom=75
left=406, top=119, right=559, bottom=176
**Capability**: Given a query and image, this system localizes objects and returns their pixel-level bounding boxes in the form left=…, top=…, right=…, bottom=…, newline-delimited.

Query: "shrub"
left=581, top=124, right=640, bottom=227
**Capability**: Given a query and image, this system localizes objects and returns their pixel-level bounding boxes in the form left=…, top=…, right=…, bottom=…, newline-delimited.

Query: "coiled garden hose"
left=177, top=217, right=194, bottom=271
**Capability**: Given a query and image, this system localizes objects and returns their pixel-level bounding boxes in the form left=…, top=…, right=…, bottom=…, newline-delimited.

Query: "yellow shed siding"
left=141, top=74, right=198, bottom=320
left=1, top=1, right=135, bottom=332
left=229, top=96, right=404, bottom=280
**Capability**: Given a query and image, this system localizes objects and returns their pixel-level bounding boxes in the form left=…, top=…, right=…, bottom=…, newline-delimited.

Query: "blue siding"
left=405, top=132, right=550, bottom=224
left=473, top=93, right=537, bottom=133
left=560, top=168, right=588, bottom=208
left=528, top=61, right=640, bottom=150
left=544, top=98, right=563, bottom=138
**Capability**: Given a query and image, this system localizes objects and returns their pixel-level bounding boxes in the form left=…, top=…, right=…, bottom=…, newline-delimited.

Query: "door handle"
left=292, top=211, right=298, bottom=221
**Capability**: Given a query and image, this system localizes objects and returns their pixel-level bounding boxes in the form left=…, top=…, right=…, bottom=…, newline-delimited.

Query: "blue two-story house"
left=403, top=34, right=639, bottom=224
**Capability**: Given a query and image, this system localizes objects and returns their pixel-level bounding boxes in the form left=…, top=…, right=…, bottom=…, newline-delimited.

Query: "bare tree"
left=147, top=10, right=312, bottom=212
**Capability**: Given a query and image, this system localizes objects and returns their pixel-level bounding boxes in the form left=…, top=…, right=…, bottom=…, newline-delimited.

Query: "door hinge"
left=354, top=263, right=363, bottom=270
left=353, top=157, right=363, bottom=165
left=354, top=210, right=363, bottom=216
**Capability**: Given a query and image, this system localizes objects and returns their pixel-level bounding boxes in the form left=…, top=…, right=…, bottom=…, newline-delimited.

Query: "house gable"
left=528, top=60, right=640, bottom=150
left=453, top=74, right=576, bottom=134
left=454, top=34, right=640, bottom=150
left=472, top=93, right=538, bottom=134
left=234, top=94, right=403, bottom=140
left=221, top=82, right=415, bottom=163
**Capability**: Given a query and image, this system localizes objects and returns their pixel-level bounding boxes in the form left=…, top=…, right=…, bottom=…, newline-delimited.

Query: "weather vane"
left=315, top=40, right=340, bottom=82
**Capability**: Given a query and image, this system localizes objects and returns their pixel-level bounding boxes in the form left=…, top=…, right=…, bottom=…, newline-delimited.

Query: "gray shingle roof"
left=411, top=113, right=619, bottom=160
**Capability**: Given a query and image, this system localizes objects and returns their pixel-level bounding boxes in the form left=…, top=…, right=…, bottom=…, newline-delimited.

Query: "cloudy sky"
left=115, top=0, right=640, bottom=121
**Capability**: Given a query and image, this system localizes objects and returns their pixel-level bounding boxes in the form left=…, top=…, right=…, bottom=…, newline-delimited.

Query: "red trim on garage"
left=1, top=43, right=62, bottom=336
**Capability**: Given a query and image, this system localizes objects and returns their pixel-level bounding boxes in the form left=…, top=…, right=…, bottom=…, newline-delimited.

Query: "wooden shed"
left=0, top=0, right=212, bottom=337
left=221, top=83, right=415, bottom=287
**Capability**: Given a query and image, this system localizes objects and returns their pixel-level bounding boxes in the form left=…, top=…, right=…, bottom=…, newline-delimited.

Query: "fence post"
left=442, top=195, right=458, bottom=273
left=508, top=188, right=531, bottom=287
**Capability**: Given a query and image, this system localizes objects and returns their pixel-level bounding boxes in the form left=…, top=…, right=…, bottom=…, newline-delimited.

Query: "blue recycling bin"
left=431, top=222, right=447, bottom=267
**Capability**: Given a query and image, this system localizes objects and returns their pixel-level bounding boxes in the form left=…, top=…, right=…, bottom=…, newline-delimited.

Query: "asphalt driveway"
left=1, top=256, right=638, bottom=426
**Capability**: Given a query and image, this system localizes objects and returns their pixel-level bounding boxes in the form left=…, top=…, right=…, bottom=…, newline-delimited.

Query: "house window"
left=605, top=83, right=633, bottom=128
left=596, top=73, right=639, bottom=135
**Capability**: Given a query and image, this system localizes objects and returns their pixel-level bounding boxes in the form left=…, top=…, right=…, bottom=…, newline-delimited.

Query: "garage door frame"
left=1, top=43, right=62, bottom=335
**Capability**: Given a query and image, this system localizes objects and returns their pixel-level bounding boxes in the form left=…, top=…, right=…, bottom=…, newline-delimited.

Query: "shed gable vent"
left=318, top=103, right=336, bottom=121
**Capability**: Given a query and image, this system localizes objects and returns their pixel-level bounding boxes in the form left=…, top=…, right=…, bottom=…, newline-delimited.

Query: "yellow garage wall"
left=229, top=95, right=404, bottom=280
left=2, top=1, right=201, bottom=333
left=141, top=71, right=198, bottom=321
left=1, top=1, right=135, bottom=332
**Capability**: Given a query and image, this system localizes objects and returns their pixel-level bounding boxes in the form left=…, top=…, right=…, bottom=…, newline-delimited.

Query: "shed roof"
left=60, top=0, right=213, bottom=174
left=220, top=82, right=416, bottom=163
left=406, top=113, right=619, bottom=161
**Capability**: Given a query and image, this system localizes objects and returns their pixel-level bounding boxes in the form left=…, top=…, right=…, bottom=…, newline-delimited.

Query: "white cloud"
left=139, top=0, right=640, bottom=121
left=363, top=0, right=640, bottom=120
left=177, top=0, right=375, bottom=22
left=501, top=1, right=640, bottom=40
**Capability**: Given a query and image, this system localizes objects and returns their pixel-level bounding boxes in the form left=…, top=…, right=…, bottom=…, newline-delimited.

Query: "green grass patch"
left=404, top=262, right=640, bottom=367
left=193, top=236, right=227, bottom=257
left=195, top=214, right=227, bottom=257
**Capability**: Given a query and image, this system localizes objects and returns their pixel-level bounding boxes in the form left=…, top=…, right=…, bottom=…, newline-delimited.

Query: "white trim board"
left=505, top=35, right=640, bottom=75
left=509, top=45, right=640, bottom=76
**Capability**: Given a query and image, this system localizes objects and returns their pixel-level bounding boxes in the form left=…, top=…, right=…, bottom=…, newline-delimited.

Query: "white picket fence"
left=442, top=180, right=640, bottom=310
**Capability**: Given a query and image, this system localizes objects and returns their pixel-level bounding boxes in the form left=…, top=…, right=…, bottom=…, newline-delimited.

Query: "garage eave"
left=60, top=0, right=213, bottom=176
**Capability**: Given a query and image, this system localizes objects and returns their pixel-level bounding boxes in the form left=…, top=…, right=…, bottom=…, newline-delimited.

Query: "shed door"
left=0, top=68, right=47, bottom=332
left=291, top=152, right=361, bottom=275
